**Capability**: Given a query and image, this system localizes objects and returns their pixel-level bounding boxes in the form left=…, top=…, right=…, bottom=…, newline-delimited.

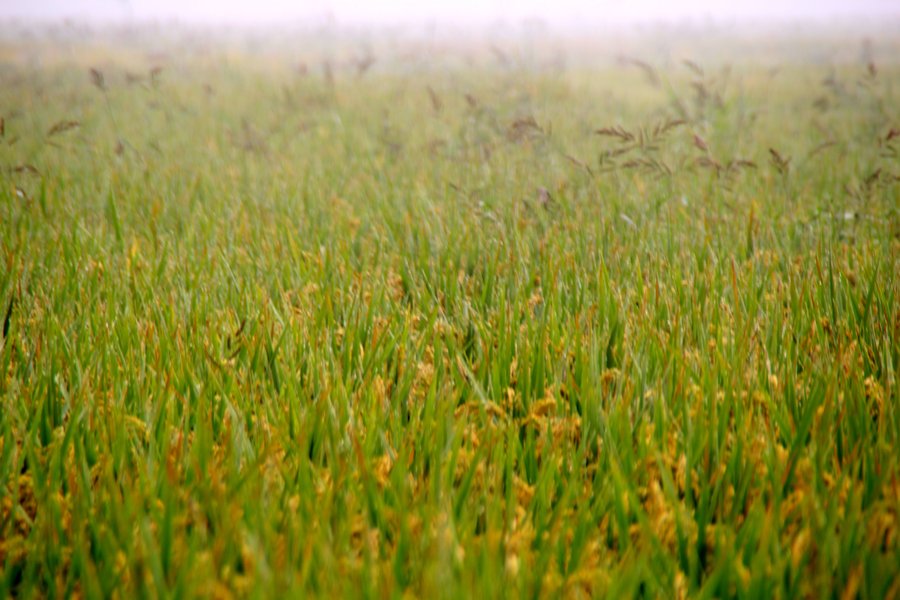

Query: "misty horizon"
left=3, top=0, right=900, bottom=28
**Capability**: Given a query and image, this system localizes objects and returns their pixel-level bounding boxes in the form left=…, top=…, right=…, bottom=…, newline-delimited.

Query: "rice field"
left=1, top=24, right=898, bottom=598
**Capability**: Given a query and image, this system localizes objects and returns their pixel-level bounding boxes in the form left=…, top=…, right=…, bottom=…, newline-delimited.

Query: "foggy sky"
left=2, top=0, right=899, bottom=26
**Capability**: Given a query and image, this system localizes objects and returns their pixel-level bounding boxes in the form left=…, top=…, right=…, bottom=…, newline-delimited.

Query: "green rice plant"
left=0, top=24, right=898, bottom=598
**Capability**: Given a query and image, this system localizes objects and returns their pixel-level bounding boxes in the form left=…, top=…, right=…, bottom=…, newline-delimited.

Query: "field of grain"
left=1, top=24, right=898, bottom=597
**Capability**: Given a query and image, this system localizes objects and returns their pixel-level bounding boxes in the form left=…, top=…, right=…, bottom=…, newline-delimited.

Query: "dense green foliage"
left=1, top=29, right=898, bottom=597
